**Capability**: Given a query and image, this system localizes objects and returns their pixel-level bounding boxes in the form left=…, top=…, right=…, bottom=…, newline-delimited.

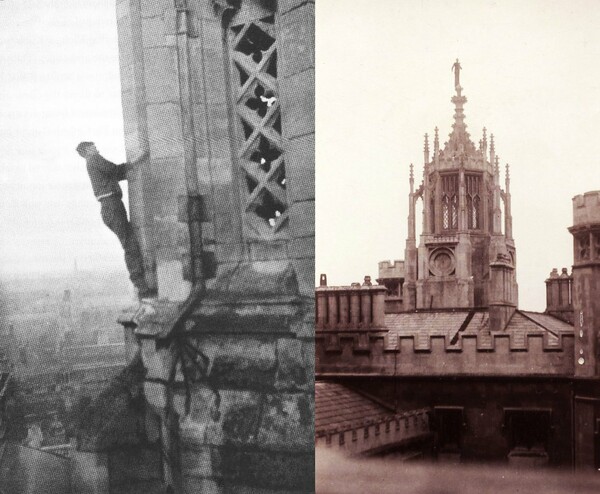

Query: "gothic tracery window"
left=227, top=8, right=288, bottom=238
left=441, top=174, right=458, bottom=230
left=466, top=174, right=481, bottom=230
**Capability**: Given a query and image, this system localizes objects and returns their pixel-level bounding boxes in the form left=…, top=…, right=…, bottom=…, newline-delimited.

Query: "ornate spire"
left=424, top=133, right=430, bottom=164
left=444, top=61, right=475, bottom=157
left=409, top=163, right=414, bottom=194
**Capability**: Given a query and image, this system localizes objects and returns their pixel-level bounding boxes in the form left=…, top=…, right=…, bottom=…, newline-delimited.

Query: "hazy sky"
left=0, top=1, right=125, bottom=276
left=1, top=1, right=600, bottom=311
left=316, top=0, right=600, bottom=311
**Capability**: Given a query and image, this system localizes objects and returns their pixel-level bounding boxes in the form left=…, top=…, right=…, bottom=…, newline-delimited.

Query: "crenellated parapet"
left=315, top=408, right=431, bottom=456
left=316, top=310, right=574, bottom=377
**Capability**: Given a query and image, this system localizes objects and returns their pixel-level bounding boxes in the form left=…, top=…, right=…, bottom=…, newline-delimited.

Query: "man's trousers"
left=100, top=195, right=151, bottom=297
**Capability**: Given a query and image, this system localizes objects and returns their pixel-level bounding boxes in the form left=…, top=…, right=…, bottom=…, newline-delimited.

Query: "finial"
left=424, top=133, right=429, bottom=151
left=490, top=133, right=495, bottom=152
left=505, top=163, right=510, bottom=179
left=494, top=155, right=500, bottom=175
left=452, top=58, right=462, bottom=90
left=410, top=163, right=414, bottom=181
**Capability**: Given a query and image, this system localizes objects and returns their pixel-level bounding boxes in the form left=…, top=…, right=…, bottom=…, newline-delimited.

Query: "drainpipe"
left=175, top=0, right=206, bottom=298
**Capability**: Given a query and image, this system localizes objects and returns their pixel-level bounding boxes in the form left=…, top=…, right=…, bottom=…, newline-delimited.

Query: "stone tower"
left=109, top=1, right=314, bottom=492
left=403, top=62, right=518, bottom=317
left=570, top=191, right=600, bottom=377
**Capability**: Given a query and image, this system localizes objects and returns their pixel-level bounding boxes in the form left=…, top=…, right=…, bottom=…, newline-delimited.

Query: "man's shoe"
left=138, top=289, right=158, bottom=302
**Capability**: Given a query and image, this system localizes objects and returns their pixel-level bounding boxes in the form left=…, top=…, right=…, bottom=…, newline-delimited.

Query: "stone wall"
left=317, top=327, right=574, bottom=377
left=115, top=1, right=314, bottom=492
left=343, top=377, right=574, bottom=467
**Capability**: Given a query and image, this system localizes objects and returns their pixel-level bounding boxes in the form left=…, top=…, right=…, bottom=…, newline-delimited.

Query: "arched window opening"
left=441, top=174, right=458, bottom=230
left=466, top=174, right=481, bottom=230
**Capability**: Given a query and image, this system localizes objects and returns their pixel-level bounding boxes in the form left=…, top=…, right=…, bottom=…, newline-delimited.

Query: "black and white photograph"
left=0, top=1, right=314, bottom=492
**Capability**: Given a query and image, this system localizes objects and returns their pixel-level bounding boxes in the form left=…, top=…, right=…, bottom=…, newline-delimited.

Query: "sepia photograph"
left=316, top=0, right=600, bottom=492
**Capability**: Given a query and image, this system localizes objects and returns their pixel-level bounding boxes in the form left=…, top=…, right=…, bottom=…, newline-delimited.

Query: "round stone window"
left=429, top=248, right=456, bottom=277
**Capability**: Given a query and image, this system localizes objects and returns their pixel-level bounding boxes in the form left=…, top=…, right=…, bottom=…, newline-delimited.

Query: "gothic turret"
left=403, top=62, right=518, bottom=320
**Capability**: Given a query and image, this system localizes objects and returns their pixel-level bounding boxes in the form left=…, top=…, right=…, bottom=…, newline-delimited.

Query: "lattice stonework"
left=228, top=13, right=288, bottom=237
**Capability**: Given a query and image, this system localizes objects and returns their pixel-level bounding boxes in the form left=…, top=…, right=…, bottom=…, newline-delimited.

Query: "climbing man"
left=76, top=141, right=156, bottom=301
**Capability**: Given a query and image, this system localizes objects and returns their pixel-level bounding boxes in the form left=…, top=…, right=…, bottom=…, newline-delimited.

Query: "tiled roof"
left=315, top=381, right=395, bottom=434
left=518, top=311, right=574, bottom=335
left=384, top=309, right=573, bottom=345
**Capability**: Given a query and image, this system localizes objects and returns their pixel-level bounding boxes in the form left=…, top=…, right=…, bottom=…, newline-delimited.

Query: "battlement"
left=378, top=260, right=405, bottom=279
left=572, top=191, right=600, bottom=227
left=315, top=408, right=430, bottom=456
left=316, top=317, right=575, bottom=376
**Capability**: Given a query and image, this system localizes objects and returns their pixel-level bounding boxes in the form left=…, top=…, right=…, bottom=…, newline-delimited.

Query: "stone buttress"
left=114, top=1, right=315, bottom=492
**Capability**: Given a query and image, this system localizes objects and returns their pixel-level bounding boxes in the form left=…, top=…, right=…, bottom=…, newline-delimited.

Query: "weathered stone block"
left=141, top=0, right=169, bottom=18
left=142, top=16, right=171, bottom=48
left=291, top=258, right=315, bottom=299
left=181, top=446, right=221, bottom=478
left=280, top=69, right=314, bottom=139
left=145, top=158, right=186, bottom=215
left=116, top=0, right=129, bottom=21
left=144, top=381, right=168, bottom=411
left=278, top=3, right=315, bottom=78
left=278, top=0, right=315, bottom=16
left=108, top=448, right=162, bottom=484
left=256, top=393, right=314, bottom=451
left=144, top=47, right=179, bottom=103
left=288, top=236, right=314, bottom=260
left=156, top=252, right=192, bottom=302
left=120, top=89, right=140, bottom=133
left=212, top=184, right=242, bottom=244
left=249, top=241, right=289, bottom=262
left=141, top=339, right=175, bottom=381
left=147, top=103, right=185, bottom=159
left=274, top=338, right=309, bottom=391
left=288, top=201, right=315, bottom=238
left=284, top=134, right=314, bottom=203
left=222, top=260, right=298, bottom=299
left=215, top=243, right=245, bottom=264
left=183, top=477, right=223, bottom=494
left=179, top=387, right=262, bottom=447
left=184, top=336, right=277, bottom=390
left=219, top=449, right=314, bottom=491
left=153, top=216, right=183, bottom=248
